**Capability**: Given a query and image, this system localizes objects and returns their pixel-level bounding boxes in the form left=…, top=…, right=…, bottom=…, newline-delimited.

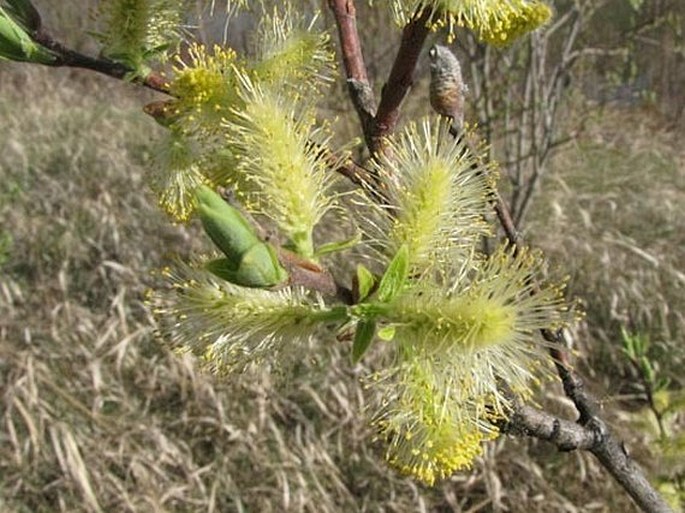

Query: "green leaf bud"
left=196, top=185, right=288, bottom=288
left=0, top=6, right=55, bottom=64
left=205, top=246, right=288, bottom=288
left=196, top=185, right=261, bottom=262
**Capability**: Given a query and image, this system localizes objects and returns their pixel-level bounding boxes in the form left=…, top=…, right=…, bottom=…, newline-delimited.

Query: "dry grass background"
left=1, top=14, right=684, bottom=513
left=529, top=107, right=685, bottom=383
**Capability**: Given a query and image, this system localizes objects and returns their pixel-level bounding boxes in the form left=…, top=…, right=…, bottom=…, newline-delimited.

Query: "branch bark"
left=501, top=402, right=599, bottom=451
left=328, top=0, right=377, bottom=150
left=328, top=1, right=432, bottom=200
left=502, top=396, right=672, bottom=512
left=371, top=8, right=432, bottom=154
left=32, top=29, right=170, bottom=94
left=329, top=1, right=433, bottom=156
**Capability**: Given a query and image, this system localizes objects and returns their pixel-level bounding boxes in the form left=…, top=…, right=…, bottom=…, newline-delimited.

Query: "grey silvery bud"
left=428, top=44, right=468, bottom=136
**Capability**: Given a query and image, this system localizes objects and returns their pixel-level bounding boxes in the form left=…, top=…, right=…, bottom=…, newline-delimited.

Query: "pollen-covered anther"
left=388, top=0, right=552, bottom=46
left=168, top=44, right=243, bottom=135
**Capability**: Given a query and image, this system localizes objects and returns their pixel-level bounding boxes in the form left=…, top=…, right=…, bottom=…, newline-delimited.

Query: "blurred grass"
left=528, top=109, right=685, bottom=385
left=1, top=46, right=683, bottom=513
left=527, top=108, right=685, bottom=508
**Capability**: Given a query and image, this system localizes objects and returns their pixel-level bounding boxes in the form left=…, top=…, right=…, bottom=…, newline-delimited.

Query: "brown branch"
left=501, top=402, right=598, bottom=451
left=332, top=156, right=368, bottom=188
left=307, top=138, right=390, bottom=204
left=329, top=1, right=433, bottom=203
left=503, top=401, right=672, bottom=512
left=493, top=194, right=522, bottom=247
left=494, top=191, right=603, bottom=425
left=329, top=2, right=432, bottom=157
left=32, top=29, right=170, bottom=94
left=592, top=430, right=673, bottom=513
left=371, top=8, right=432, bottom=154
left=328, top=0, right=377, bottom=149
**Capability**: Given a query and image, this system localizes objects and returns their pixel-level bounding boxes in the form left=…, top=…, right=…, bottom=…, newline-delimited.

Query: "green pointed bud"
left=196, top=185, right=259, bottom=262
left=205, top=243, right=288, bottom=288
left=0, top=6, right=55, bottom=64
left=196, top=185, right=288, bottom=288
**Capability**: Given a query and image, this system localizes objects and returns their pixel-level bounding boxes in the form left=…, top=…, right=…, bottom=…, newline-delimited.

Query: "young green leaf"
left=314, top=233, right=361, bottom=258
left=356, top=264, right=375, bottom=302
left=1, top=0, right=41, bottom=32
left=352, top=319, right=376, bottom=363
left=377, top=325, right=396, bottom=342
left=375, top=244, right=409, bottom=303
left=0, top=6, right=55, bottom=63
left=640, top=356, right=655, bottom=385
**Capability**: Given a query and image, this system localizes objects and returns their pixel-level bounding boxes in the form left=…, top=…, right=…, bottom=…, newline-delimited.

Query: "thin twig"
left=501, top=401, right=598, bottom=451
left=328, top=0, right=377, bottom=149
left=371, top=8, right=432, bottom=154
left=330, top=0, right=433, bottom=155
left=32, top=29, right=170, bottom=94
left=513, top=8, right=581, bottom=226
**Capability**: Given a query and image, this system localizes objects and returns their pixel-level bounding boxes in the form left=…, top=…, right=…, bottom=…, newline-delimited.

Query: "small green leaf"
left=620, top=328, right=636, bottom=358
left=635, top=334, right=648, bottom=355
left=356, top=264, right=375, bottom=302
left=352, top=320, right=376, bottom=363
left=377, top=325, right=396, bottom=341
left=315, top=233, right=361, bottom=257
left=655, top=376, right=671, bottom=393
left=640, top=356, right=655, bottom=384
left=376, top=245, right=409, bottom=303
